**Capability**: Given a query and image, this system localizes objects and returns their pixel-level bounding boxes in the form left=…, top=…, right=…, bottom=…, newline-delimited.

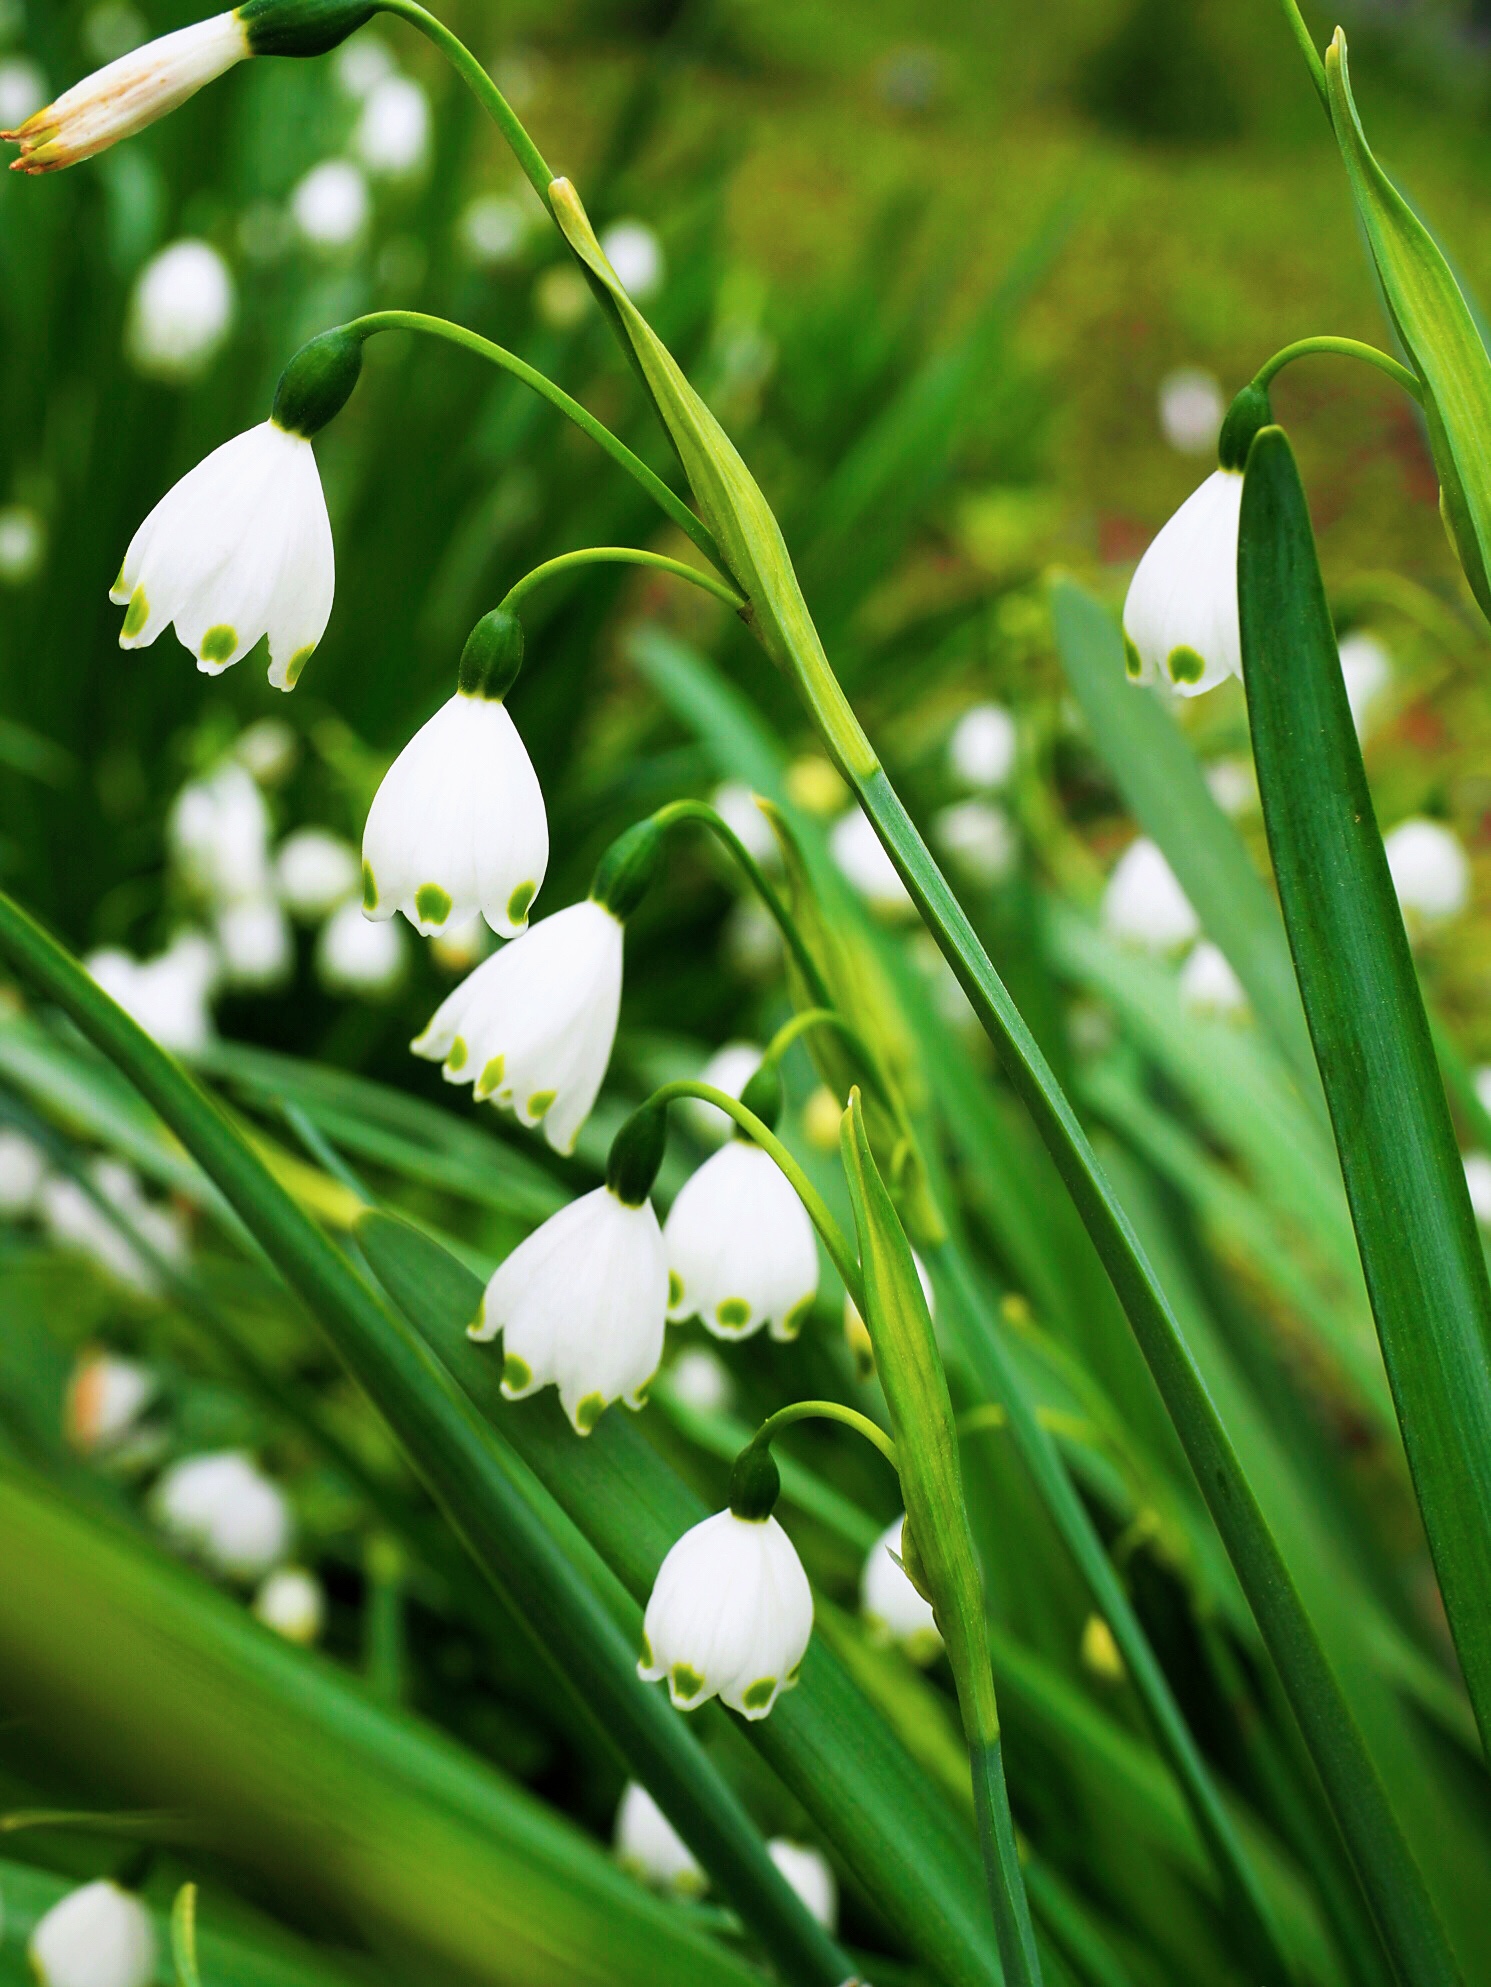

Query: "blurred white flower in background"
left=1205, top=755, right=1256, bottom=818
left=275, top=828, right=360, bottom=920
left=316, top=897, right=406, bottom=994
left=459, top=192, right=531, bottom=267
left=253, top=1565, right=325, bottom=1644
left=1178, top=940, right=1248, bottom=1020
left=333, top=30, right=394, bottom=99
left=64, top=1348, right=155, bottom=1454
left=42, top=1157, right=187, bottom=1296
left=767, top=1841, right=837, bottom=1931
left=1157, top=366, right=1225, bottom=456
left=29, top=1879, right=156, bottom=1987
left=599, top=218, right=664, bottom=299
left=1384, top=817, right=1469, bottom=926
left=153, top=1449, right=291, bottom=1580
left=82, top=2, right=147, bottom=64
left=533, top=264, right=591, bottom=331
left=86, top=932, right=217, bottom=1055
left=0, top=503, right=46, bottom=584
left=1337, top=630, right=1392, bottom=740
left=170, top=762, right=272, bottom=903
left=947, top=702, right=1016, bottom=791
left=722, top=897, right=781, bottom=980
left=933, top=798, right=1016, bottom=887
left=292, top=159, right=370, bottom=250
left=353, top=74, right=429, bottom=178
left=830, top=807, right=914, bottom=918
left=614, top=1781, right=705, bottom=1894
left=1101, top=837, right=1199, bottom=953
left=0, top=1126, right=46, bottom=1216
left=214, top=895, right=292, bottom=990
left=680, top=1041, right=764, bottom=1147
left=0, top=54, right=45, bottom=128
left=861, top=1513, right=942, bottom=1662
left=666, top=1345, right=734, bottom=1415
left=1463, top=1153, right=1491, bottom=1227
left=236, top=198, right=293, bottom=265
left=125, top=237, right=235, bottom=382
left=430, top=913, right=496, bottom=974
left=235, top=718, right=299, bottom=787
left=710, top=780, right=778, bottom=867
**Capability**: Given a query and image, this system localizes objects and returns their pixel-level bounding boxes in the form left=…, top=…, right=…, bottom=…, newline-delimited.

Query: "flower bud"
left=590, top=818, right=665, bottom=922
left=272, top=326, right=364, bottom=439
left=239, top=0, right=376, bottom=59
left=458, top=608, right=525, bottom=701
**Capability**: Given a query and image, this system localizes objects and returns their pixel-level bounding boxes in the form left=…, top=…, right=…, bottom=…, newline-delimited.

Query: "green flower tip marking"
left=639, top=1632, right=653, bottom=1669
left=1123, top=633, right=1144, bottom=681
left=667, top=1269, right=684, bottom=1310
left=782, top=1294, right=813, bottom=1341
left=576, top=1391, right=606, bottom=1433
left=199, top=624, right=238, bottom=665
left=361, top=861, right=378, bottom=912
left=670, top=1662, right=705, bottom=1702
left=507, top=880, right=535, bottom=926
left=1167, top=645, right=1205, bottom=685
left=527, top=1089, right=556, bottom=1121
left=445, top=1036, right=468, bottom=1073
left=716, top=1297, right=751, bottom=1331
left=476, top=1054, right=505, bottom=1097
left=741, top=1677, right=777, bottom=1711
left=283, top=644, right=315, bottom=689
left=415, top=881, right=453, bottom=926
left=121, top=586, right=149, bottom=639
left=502, top=1352, right=532, bottom=1393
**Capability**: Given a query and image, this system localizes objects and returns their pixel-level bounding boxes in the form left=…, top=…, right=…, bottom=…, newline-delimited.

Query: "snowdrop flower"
left=711, top=780, right=778, bottom=867
left=363, top=612, right=548, bottom=939
left=413, top=899, right=624, bottom=1154
left=3, top=12, right=247, bottom=173
left=0, top=502, right=45, bottom=584
left=85, top=937, right=215, bottom=1055
left=845, top=1250, right=933, bottom=1378
left=459, top=192, right=530, bottom=267
left=861, top=1514, right=941, bottom=1662
left=1122, top=468, right=1243, bottom=695
left=830, top=807, right=914, bottom=918
left=614, top=1782, right=706, bottom=1895
left=599, top=218, right=664, bottom=299
left=723, top=897, right=782, bottom=980
left=253, top=1564, right=325, bottom=1643
left=1384, top=818, right=1470, bottom=925
left=64, top=1349, right=155, bottom=1453
left=215, top=894, right=292, bottom=988
left=152, top=1449, right=291, bottom=1579
left=125, top=237, right=235, bottom=382
left=665, top=1139, right=817, bottom=1342
left=291, top=158, right=369, bottom=248
left=933, top=798, right=1015, bottom=887
left=1464, top=1153, right=1491, bottom=1228
left=1157, top=366, right=1224, bottom=456
left=680, top=1041, right=763, bottom=1147
left=0, top=58, right=46, bottom=134
left=29, top=1880, right=156, bottom=1987
left=316, top=897, right=406, bottom=994
left=767, top=1842, right=837, bottom=1931
left=1339, top=631, right=1392, bottom=739
left=0, top=1126, right=46, bottom=1216
left=171, top=762, right=272, bottom=902
left=667, top=1346, right=735, bottom=1415
left=276, top=826, right=359, bottom=918
left=472, top=1184, right=667, bottom=1433
left=353, top=73, right=428, bottom=177
left=948, top=702, right=1016, bottom=791
left=1102, top=837, right=1199, bottom=953
left=1178, top=940, right=1248, bottom=1020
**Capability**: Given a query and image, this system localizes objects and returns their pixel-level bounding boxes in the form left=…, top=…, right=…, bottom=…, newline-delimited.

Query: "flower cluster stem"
left=749, top=1398, right=898, bottom=1470
left=375, top=0, right=554, bottom=201
left=1253, top=335, right=1422, bottom=401
left=1274, top=0, right=1329, bottom=110
left=499, top=547, right=745, bottom=618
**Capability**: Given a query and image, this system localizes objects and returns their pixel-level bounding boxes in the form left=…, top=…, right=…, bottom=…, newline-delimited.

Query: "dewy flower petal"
left=1122, top=468, right=1244, bottom=696
left=113, top=420, right=333, bottom=689
left=4, top=13, right=249, bottom=173
left=29, top=1879, right=157, bottom=1987
left=639, top=1508, right=813, bottom=1720
left=412, top=898, right=623, bottom=1154
left=363, top=694, right=548, bottom=938
left=664, top=1140, right=817, bottom=1343
left=471, top=1184, right=667, bottom=1433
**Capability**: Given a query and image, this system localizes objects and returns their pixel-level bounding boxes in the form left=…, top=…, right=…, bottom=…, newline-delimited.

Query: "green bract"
left=238, top=0, right=376, bottom=58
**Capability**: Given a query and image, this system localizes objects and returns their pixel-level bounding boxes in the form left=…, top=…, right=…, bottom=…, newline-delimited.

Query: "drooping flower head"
left=614, top=1782, right=706, bottom=1895
left=29, top=1880, right=157, bottom=1987
left=1101, top=836, right=1199, bottom=954
left=767, top=1841, right=838, bottom=1931
left=861, top=1513, right=942, bottom=1663
left=363, top=610, right=549, bottom=939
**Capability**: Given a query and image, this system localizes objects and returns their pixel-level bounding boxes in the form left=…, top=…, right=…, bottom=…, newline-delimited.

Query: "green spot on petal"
left=527, top=1089, right=556, bottom=1120
left=200, top=623, right=238, bottom=665
left=716, top=1297, right=751, bottom=1330
left=446, top=1036, right=467, bottom=1073
left=639, top=1633, right=653, bottom=1669
left=782, top=1293, right=813, bottom=1341
left=284, top=644, right=315, bottom=689
left=502, top=1353, right=532, bottom=1392
left=415, top=881, right=453, bottom=926
left=477, top=1054, right=505, bottom=1097
left=362, top=861, right=378, bottom=911
left=1123, top=633, right=1144, bottom=680
left=667, top=1270, right=684, bottom=1309
left=575, top=1391, right=606, bottom=1432
left=670, top=1662, right=705, bottom=1702
left=122, top=585, right=149, bottom=639
left=741, top=1677, right=777, bottom=1711
left=507, top=879, right=535, bottom=925
left=1167, top=645, right=1205, bottom=685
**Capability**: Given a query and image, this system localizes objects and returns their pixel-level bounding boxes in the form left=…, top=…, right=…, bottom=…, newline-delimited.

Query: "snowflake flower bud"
left=664, top=1139, right=817, bottom=1343
left=253, top=1564, right=325, bottom=1642
left=767, top=1841, right=837, bottom=1931
left=65, top=1349, right=156, bottom=1453
left=614, top=1781, right=706, bottom=1895
left=471, top=1183, right=667, bottom=1433
left=861, top=1514, right=942, bottom=1663
left=152, top=1449, right=292, bottom=1579
left=1384, top=817, right=1469, bottom=926
left=947, top=702, right=1016, bottom=791
left=1101, top=837, right=1199, bottom=953
left=29, top=1880, right=156, bottom=1987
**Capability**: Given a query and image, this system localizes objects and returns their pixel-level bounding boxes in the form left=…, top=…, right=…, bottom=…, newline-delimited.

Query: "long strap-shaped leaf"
left=0, top=891, right=852, bottom=1987
left=1238, top=422, right=1491, bottom=1760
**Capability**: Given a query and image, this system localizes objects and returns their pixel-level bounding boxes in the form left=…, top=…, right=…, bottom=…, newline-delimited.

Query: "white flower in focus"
left=767, top=1841, right=837, bottom=1931
left=614, top=1782, right=705, bottom=1895
left=275, top=827, right=360, bottom=919
left=667, top=1346, right=734, bottom=1415
left=413, top=899, right=623, bottom=1154
left=1122, top=470, right=1243, bottom=695
left=153, top=1449, right=291, bottom=1579
left=1102, top=838, right=1199, bottom=953
left=1464, top=1154, right=1491, bottom=1227
left=640, top=1508, right=812, bottom=1719
left=0, top=58, right=46, bottom=133
left=85, top=936, right=215, bottom=1055
left=353, top=74, right=428, bottom=177
left=291, top=159, right=370, bottom=249
left=4, top=12, right=247, bottom=173
left=362, top=698, right=548, bottom=940
left=830, top=808, right=914, bottom=918
left=114, top=424, right=334, bottom=689
left=29, top=1880, right=156, bottom=1987
left=947, top=702, right=1016, bottom=791
left=234, top=716, right=298, bottom=785
left=472, top=1185, right=667, bottom=1432
left=253, top=1565, right=325, bottom=1643
left=933, top=799, right=1015, bottom=887
left=170, top=762, right=272, bottom=902
left=0, top=1126, right=46, bottom=1216
left=1384, top=818, right=1469, bottom=925
left=1205, top=756, right=1255, bottom=818
left=599, top=218, right=664, bottom=299
left=334, top=32, right=394, bottom=99
left=1157, top=367, right=1224, bottom=456
left=1178, top=940, right=1248, bottom=1020
left=315, top=898, right=406, bottom=994
left=0, top=502, right=45, bottom=584
left=861, top=1514, right=942, bottom=1662
left=710, top=781, right=778, bottom=867
left=458, top=192, right=530, bottom=267
left=680, top=1041, right=764, bottom=1147
left=1338, top=631, right=1392, bottom=740
left=215, top=895, right=292, bottom=989
left=665, top=1140, right=817, bottom=1342
left=64, top=1348, right=155, bottom=1453
left=125, top=238, right=235, bottom=382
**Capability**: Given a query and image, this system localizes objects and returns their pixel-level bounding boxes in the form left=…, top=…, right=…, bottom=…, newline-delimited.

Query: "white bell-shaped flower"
left=275, top=827, right=360, bottom=918
left=767, top=1841, right=838, bottom=1931
left=4, top=12, right=248, bottom=172
left=664, top=1140, right=817, bottom=1343
left=215, top=895, right=292, bottom=989
left=1384, top=817, right=1469, bottom=925
left=861, top=1514, right=942, bottom=1663
left=0, top=1126, right=47, bottom=1216
left=1122, top=468, right=1244, bottom=696
left=667, top=1346, right=734, bottom=1415
left=114, top=421, right=333, bottom=689
left=948, top=702, right=1016, bottom=791
left=639, top=1507, right=813, bottom=1720
left=352, top=74, right=429, bottom=178
left=64, top=1349, right=155, bottom=1454
left=1464, top=1153, right=1491, bottom=1228
left=614, top=1781, right=706, bottom=1895
left=28, top=1880, right=157, bottom=1987
left=413, top=899, right=623, bottom=1154
left=1101, top=837, right=1199, bottom=953
left=253, top=1565, right=325, bottom=1644
left=933, top=798, right=1015, bottom=886
left=291, top=157, right=369, bottom=248
left=679, top=1042, right=764, bottom=1148
left=472, top=1184, right=667, bottom=1433
left=710, top=781, right=777, bottom=867
left=1338, top=631, right=1392, bottom=740
left=363, top=612, right=548, bottom=939
left=152, top=1449, right=292, bottom=1580
left=1178, top=939, right=1248, bottom=1019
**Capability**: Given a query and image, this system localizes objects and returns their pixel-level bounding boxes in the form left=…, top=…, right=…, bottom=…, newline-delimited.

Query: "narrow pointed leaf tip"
left=1239, top=420, right=1491, bottom=1758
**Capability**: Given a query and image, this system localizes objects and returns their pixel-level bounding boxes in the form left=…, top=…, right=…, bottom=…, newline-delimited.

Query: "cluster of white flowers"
left=613, top=1781, right=837, bottom=1926
left=152, top=1447, right=293, bottom=1580
left=41, top=1155, right=188, bottom=1297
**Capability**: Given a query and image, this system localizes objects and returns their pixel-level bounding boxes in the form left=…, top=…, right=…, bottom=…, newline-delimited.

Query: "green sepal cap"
left=1218, top=383, right=1273, bottom=471
left=239, top=0, right=377, bottom=58
left=590, top=818, right=665, bottom=922
left=605, top=1101, right=667, bottom=1207
left=737, top=1059, right=783, bottom=1135
left=459, top=609, right=524, bottom=702
left=728, top=1441, right=781, bottom=1521
left=272, top=328, right=364, bottom=439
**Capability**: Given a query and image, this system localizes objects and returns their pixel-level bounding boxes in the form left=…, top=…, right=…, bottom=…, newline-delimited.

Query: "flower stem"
left=759, top=1006, right=894, bottom=1106
left=1253, top=335, right=1422, bottom=401
left=340, top=311, right=725, bottom=571
left=1273, top=0, right=1329, bottom=111
left=749, top=1398, right=898, bottom=1470
left=499, top=547, right=745, bottom=618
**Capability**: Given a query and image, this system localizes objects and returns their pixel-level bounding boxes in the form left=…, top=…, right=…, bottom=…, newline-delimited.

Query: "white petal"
left=29, top=1880, right=157, bottom=1987
left=640, top=1510, right=813, bottom=1718
left=1122, top=469, right=1243, bottom=697
left=1101, top=837, right=1199, bottom=953
left=664, top=1142, right=817, bottom=1341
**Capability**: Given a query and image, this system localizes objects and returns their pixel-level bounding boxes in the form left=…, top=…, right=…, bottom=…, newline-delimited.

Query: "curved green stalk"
left=750, top=1398, right=899, bottom=1470
left=1253, top=335, right=1422, bottom=400
left=374, top=0, right=554, bottom=201
left=1274, top=0, right=1329, bottom=109
left=500, top=547, right=745, bottom=618
left=342, top=312, right=724, bottom=570
left=761, top=1007, right=892, bottom=1099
